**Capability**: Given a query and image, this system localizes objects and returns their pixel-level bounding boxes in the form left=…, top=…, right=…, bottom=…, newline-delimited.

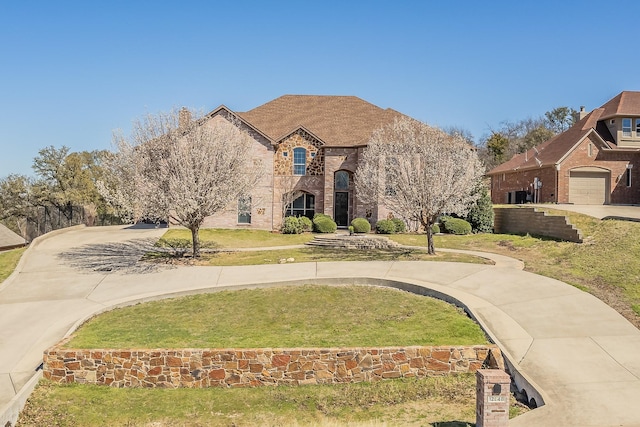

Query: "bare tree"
left=355, top=117, right=484, bottom=254
left=99, top=108, right=262, bottom=257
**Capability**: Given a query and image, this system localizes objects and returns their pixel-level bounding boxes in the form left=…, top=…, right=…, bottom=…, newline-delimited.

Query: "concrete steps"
left=305, top=234, right=400, bottom=250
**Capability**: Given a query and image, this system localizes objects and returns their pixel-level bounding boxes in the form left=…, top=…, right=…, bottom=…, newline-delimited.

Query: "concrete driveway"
left=1, top=225, right=640, bottom=426
left=531, top=203, right=640, bottom=220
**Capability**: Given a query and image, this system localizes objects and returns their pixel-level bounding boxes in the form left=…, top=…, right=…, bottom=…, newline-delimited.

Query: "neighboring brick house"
left=487, top=91, right=640, bottom=205
left=199, top=95, right=409, bottom=230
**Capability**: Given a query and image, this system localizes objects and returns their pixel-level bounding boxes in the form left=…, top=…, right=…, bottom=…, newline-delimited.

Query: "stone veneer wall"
left=493, top=207, right=583, bottom=243
left=43, top=345, right=503, bottom=389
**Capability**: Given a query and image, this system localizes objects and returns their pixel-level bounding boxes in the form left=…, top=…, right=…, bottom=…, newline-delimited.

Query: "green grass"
left=390, top=209, right=640, bottom=323
left=0, top=247, right=25, bottom=283
left=152, top=246, right=490, bottom=266
left=19, top=374, right=529, bottom=427
left=64, top=285, right=489, bottom=349
left=159, top=228, right=314, bottom=248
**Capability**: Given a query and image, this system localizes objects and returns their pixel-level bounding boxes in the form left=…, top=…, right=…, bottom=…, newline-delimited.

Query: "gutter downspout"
left=555, top=163, right=560, bottom=203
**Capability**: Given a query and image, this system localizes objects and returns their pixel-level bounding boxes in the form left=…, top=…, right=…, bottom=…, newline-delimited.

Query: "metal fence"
left=23, top=205, right=124, bottom=242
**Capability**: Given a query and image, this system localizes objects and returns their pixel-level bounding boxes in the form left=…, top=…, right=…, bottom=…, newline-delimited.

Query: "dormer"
left=604, top=116, right=640, bottom=148
left=598, top=91, right=640, bottom=148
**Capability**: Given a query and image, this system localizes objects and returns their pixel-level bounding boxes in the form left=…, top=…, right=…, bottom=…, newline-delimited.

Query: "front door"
left=334, top=192, right=349, bottom=227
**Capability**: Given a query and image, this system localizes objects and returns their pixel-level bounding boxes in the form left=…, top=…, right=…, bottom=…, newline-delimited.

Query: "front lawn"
left=63, top=285, right=489, bottom=348
left=19, top=374, right=532, bottom=426
left=391, top=210, right=640, bottom=323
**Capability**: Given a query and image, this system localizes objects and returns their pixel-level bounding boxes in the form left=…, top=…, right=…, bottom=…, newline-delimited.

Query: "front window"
left=385, top=157, right=399, bottom=196
left=622, top=118, right=632, bottom=137
left=636, top=119, right=640, bottom=135
left=293, top=148, right=306, bottom=175
left=335, top=170, right=349, bottom=190
left=238, top=196, right=251, bottom=224
left=286, top=193, right=315, bottom=219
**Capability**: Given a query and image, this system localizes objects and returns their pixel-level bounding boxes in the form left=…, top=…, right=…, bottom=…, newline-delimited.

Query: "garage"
left=568, top=169, right=609, bottom=204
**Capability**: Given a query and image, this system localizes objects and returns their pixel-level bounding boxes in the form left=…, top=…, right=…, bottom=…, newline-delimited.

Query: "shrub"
left=313, top=213, right=330, bottom=220
left=442, top=218, right=472, bottom=235
left=466, top=186, right=494, bottom=233
left=391, top=218, right=406, bottom=233
left=351, top=217, right=371, bottom=233
left=299, top=216, right=313, bottom=232
left=313, top=216, right=337, bottom=233
left=376, top=219, right=396, bottom=234
left=431, top=223, right=440, bottom=234
left=282, top=216, right=303, bottom=234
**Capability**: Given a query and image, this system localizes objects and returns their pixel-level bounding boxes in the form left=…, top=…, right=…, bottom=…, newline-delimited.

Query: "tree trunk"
left=190, top=226, right=201, bottom=258
left=425, top=221, right=435, bottom=255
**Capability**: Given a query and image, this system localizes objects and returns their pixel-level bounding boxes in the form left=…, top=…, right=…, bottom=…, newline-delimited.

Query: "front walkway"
left=1, top=225, right=640, bottom=426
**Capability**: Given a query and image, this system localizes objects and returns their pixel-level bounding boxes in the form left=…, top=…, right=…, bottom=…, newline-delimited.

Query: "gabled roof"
left=235, top=95, right=405, bottom=147
left=0, top=223, right=25, bottom=250
left=487, top=91, right=640, bottom=175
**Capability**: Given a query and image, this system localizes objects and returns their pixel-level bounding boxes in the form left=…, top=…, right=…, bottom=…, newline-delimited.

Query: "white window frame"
left=293, top=147, right=306, bottom=175
left=238, top=196, right=251, bottom=224
left=622, top=118, right=632, bottom=137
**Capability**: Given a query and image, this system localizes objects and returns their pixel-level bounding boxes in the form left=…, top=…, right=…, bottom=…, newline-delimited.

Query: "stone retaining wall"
left=43, top=345, right=503, bottom=389
left=493, top=207, right=583, bottom=243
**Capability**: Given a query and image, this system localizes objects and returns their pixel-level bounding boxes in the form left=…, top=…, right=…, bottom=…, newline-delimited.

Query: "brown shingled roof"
left=487, top=92, right=640, bottom=175
left=236, top=95, right=405, bottom=147
left=0, top=223, right=25, bottom=250
left=600, top=91, right=640, bottom=119
left=487, top=109, right=605, bottom=175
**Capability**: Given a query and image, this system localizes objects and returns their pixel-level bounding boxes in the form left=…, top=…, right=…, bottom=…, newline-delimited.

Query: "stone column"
left=476, top=369, right=511, bottom=427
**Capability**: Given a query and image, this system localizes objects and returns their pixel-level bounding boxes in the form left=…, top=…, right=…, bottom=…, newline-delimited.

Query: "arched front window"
left=286, top=193, right=315, bottom=219
left=335, top=170, right=349, bottom=190
left=293, top=148, right=306, bottom=175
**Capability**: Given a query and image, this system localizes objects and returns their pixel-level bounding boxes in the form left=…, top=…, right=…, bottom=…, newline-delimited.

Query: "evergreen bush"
left=313, top=216, right=337, bottom=233
left=350, top=217, right=371, bottom=233
left=376, top=219, right=396, bottom=234
left=299, top=216, right=313, bottom=232
left=391, top=218, right=406, bottom=233
left=442, top=218, right=472, bottom=235
left=282, top=216, right=303, bottom=234
left=466, top=186, right=494, bottom=233
left=431, top=223, right=440, bottom=234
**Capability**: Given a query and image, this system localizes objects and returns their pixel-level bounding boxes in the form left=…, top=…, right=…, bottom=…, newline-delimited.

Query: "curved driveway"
left=2, top=225, right=640, bottom=426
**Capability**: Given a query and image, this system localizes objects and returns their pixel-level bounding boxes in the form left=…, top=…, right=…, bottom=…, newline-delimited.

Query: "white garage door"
left=569, top=171, right=609, bottom=204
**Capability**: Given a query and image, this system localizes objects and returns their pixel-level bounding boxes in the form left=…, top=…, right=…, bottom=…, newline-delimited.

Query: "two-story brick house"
left=199, top=95, right=409, bottom=230
left=487, top=91, right=640, bottom=205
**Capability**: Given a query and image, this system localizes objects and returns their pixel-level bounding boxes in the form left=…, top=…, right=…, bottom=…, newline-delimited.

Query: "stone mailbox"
left=476, top=369, right=510, bottom=427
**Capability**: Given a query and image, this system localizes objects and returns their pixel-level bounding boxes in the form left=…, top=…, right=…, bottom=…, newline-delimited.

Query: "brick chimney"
left=579, top=106, right=588, bottom=120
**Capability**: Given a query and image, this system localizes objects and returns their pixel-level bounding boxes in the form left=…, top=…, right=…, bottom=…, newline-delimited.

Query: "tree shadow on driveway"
left=57, top=238, right=174, bottom=274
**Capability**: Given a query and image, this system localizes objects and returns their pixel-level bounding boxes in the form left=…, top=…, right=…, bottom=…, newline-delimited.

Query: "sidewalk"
left=1, top=226, right=640, bottom=426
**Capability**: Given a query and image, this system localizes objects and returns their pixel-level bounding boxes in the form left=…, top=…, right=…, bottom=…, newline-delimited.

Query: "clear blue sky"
left=1, top=0, right=637, bottom=178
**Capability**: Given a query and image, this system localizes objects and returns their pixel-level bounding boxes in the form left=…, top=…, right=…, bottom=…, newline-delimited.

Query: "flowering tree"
left=99, top=108, right=262, bottom=257
left=355, top=117, right=484, bottom=254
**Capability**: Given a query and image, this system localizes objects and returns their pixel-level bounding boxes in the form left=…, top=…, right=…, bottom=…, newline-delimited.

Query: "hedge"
left=442, top=217, right=472, bottom=235
left=313, top=216, right=337, bottom=233
left=282, top=216, right=303, bottom=234
left=350, top=218, right=371, bottom=233
left=376, top=219, right=396, bottom=234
